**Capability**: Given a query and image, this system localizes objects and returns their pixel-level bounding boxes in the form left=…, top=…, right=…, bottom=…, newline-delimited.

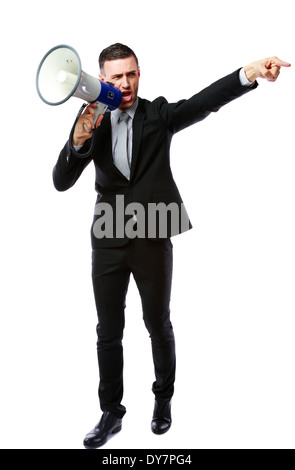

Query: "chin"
left=119, top=101, right=134, bottom=110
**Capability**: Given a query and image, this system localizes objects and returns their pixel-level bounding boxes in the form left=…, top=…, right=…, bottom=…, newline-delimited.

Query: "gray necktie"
left=114, top=112, right=130, bottom=179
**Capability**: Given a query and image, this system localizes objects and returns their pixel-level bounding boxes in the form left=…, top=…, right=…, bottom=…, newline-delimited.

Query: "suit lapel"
left=130, top=99, right=145, bottom=180
left=96, top=111, right=112, bottom=159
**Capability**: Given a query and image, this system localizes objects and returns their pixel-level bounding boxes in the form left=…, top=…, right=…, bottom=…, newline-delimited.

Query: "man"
left=53, top=44, right=290, bottom=448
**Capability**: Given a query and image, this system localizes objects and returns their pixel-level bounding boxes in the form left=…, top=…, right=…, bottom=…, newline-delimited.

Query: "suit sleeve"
left=53, top=140, right=92, bottom=191
left=157, top=69, right=258, bottom=134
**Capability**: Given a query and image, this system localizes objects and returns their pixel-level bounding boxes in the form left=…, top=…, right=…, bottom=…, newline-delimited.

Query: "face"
left=99, top=56, right=140, bottom=110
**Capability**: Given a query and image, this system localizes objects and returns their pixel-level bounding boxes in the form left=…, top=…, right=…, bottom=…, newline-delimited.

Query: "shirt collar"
left=111, top=98, right=139, bottom=123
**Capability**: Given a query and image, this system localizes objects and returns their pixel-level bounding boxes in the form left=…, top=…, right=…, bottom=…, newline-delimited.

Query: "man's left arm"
left=159, top=56, right=291, bottom=134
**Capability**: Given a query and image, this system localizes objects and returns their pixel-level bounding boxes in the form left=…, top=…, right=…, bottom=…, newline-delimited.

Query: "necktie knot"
left=119, top=112, right=129, bottom=123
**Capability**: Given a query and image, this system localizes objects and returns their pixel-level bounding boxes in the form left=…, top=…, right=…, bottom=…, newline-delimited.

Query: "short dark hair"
left=99, top=43, right=139, bottom=73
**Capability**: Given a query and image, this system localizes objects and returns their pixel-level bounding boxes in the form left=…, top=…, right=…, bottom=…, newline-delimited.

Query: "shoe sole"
left=151, top=423, right=171, bottom=435
left=83, top=425, right=122, bottom=449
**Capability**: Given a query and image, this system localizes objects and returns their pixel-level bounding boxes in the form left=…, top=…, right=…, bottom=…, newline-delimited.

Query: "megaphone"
left=36, top=45, right=122, bottom=131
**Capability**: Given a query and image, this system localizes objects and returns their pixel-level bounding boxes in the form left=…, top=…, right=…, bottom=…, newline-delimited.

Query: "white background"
left=1, top=0, right=294, bottom=449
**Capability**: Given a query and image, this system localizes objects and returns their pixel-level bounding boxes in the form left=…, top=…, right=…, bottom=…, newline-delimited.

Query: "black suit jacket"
left=53, top=69, right=258, bottom=248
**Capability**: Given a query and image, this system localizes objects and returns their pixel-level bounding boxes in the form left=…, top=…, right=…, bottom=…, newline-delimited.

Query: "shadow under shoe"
left=151, top=399, right=172, bottom=435
left=83, top=411, right=122, bottom=449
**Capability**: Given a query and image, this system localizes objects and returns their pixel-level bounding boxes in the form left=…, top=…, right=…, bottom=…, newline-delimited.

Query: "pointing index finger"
left=271, top=57, right=291, bottom=68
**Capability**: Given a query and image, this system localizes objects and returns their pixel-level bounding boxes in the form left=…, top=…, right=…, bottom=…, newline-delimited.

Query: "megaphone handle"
left=84, top=101, right=108, bottom=133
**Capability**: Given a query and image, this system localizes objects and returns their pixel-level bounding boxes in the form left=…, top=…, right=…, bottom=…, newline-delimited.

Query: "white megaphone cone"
left=36, top=45, right=122, bottom=131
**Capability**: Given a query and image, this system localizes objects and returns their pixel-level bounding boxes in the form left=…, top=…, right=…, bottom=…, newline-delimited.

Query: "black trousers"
left=91, top=238, right=176, bottom=419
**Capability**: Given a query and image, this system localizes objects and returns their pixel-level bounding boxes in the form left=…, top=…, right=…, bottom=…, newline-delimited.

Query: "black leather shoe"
left=83, top=411, right=122, bottom=449
left=151, top=399, right=172, bottom=435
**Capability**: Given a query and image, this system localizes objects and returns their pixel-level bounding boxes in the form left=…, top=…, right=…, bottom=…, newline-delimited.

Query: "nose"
left=121, top=74, right=130, bottom=89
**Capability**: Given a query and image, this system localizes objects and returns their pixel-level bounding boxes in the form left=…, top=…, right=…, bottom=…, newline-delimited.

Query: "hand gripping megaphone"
left=36, top=45, right=122, bottom=131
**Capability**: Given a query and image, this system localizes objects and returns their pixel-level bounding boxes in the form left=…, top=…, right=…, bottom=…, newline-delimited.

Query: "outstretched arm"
left=244, top=57, right=291, bottom=83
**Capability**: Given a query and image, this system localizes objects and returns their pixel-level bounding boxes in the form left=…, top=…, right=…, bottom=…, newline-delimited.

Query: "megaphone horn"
left=36, top=45, right=122, bottom=131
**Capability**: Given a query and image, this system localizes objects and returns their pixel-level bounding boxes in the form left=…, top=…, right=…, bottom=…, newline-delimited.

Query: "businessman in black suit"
left=53, top=44, right=290, bottom=448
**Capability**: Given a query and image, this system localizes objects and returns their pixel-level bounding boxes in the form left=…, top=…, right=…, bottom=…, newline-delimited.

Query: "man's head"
left=99, top=43, right=140, bottom=110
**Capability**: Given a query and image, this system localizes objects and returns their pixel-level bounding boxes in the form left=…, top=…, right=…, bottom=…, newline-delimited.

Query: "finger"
left=87, top=103, right=98, bottom=110
left=269, top=57, right=291, bottom=68
left=95, top=114, right=104, bottom=128
left=81, top=115, right=95, bottom=133
left=83, top=124, right=93, bottom=133
left=84, top=105, right=97, bottom=119
left=258, top=64, right=273, bottom=80
left=83, top=121, right=94, bottom=133
left=271, top=66, right=281, bottom=80
left=265, top=64, right=280, bottom=80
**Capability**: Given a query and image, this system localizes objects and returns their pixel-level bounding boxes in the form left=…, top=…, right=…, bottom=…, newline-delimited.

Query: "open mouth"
left=122, top=91, right=132, bottom=103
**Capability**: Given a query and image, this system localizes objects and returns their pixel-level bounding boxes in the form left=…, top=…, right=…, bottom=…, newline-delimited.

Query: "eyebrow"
left=110, top=70, right=137, bottom=79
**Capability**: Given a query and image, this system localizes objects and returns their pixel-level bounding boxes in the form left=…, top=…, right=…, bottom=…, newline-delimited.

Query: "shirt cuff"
left=239, top=67, right=254, bottom=86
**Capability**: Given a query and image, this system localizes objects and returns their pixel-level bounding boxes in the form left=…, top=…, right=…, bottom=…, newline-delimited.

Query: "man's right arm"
left=53, top=103, right=105, bottom=191
left=52, top=140, right=92, bottom=191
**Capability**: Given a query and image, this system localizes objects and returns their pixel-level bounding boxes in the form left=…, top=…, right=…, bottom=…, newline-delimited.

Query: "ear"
left=99, top=73, right=105, bottom=82
left=138, top=67, right=141, bottom=78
